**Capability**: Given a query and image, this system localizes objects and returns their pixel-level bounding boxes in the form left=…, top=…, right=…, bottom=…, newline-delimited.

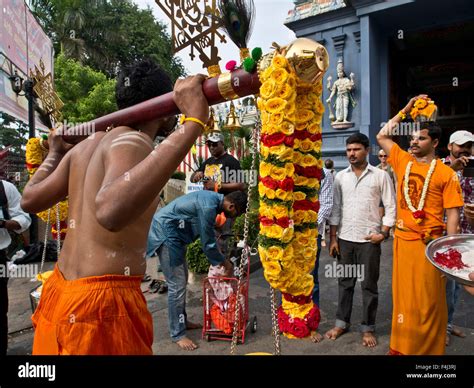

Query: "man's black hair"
left=346, top=132, right=370, bottom=149
left=225, top=191, right=248, bottom=215
left=418, top=121, right=442, bottom=143
left=115, top=58, right=173, bottom=110
left=324, top=159, right=334, bottom=169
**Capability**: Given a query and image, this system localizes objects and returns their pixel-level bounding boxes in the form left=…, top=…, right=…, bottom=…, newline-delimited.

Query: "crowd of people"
left=1, top=59, right=473, bottom=355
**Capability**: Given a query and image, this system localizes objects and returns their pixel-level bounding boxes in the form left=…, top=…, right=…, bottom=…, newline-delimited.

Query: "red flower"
left=294, top=131, right=307, bottom=140
left=310, top=133, right=322, bottom=142
left=293, top=200, right=320, bottom=213
left=259, top=216, right=274, bottom=226
left=291, top=319, right=310, bottom=338
left=304, top=166, right=322, bottom=179
left=260, top=176, right=279, bottom=190
left=306, top=306, right=321, bottom=331
left=279, top=177, right=294, bottom=192
left=283, top=293, right=311, bottom=305
left=412, top=210, right=426, bottom=219
left=276, top=217, right=290, bottom=228
left=284, top=135, right=295, bottom=147
left=262, top=133, right=285, bottom=147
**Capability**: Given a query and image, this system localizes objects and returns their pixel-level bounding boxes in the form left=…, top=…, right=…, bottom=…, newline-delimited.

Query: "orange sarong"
left=387, top=144, right=463, bottom=355
left=390, top=236, right=447, bottom=355
left=32, top=265, right=153, bottom=355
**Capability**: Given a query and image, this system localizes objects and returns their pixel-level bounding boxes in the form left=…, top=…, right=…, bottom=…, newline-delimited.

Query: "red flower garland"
left=277, top=305, right=321, bottom=338
left=293, top=200, right=320, bottom=212
left=259, top=216, right=291, bottom=229
left=283, top=293, right=312, bottom=305
left=260, top=176, right=294, bottom=192
left=294, top=165, right=323, bottom=180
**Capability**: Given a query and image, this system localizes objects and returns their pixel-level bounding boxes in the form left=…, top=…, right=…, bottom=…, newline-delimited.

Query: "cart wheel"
left=251, top=316, right=257, bottom=333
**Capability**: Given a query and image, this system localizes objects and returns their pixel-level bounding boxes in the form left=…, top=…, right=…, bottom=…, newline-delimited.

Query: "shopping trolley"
left=202, top=239, right=257, bottom=343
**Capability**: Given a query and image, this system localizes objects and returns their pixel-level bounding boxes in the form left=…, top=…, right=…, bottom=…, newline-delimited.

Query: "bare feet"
left=311, top=331, right=324, bottom=343
left=452, top=327, right=466, bottom=338
left=176, top=337, right=198, bottom=351
left=362, top=332, right=377, bottom=347
left=325, top=327, right=347, bottom=340
left=186, top=320, right=203, bottom=330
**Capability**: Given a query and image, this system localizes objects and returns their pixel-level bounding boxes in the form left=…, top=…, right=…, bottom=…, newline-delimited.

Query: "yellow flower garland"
left=258, top=54, right=324, bottom=338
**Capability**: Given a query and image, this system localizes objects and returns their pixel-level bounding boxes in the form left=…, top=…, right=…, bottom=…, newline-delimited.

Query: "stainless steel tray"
left=425, top=234, right=474, bottom=287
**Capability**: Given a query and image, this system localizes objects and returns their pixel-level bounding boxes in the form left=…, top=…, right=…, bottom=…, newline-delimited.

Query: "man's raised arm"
left=377, top=94, right=428, bottom=156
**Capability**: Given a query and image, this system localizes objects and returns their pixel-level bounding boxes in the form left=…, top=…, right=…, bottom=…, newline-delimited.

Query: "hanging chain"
left=39, top=209, right=51, bottom=275
left=230, top=118, right=261, bottom=355
left=270, top=287, right=281, bottom=355
left=55, top=203, right=61, bottom=258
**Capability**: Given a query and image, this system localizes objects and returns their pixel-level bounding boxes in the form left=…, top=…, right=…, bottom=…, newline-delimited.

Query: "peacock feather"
left=217, top=0, right=255, bottom=49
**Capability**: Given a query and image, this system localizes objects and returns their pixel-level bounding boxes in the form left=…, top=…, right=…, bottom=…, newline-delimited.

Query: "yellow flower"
left=276, top=189, right=292, bottom=201
left=295, top=122, right=308, bottom=132
left=274, top=205, right=290, bottom=219
left=295, top=109, right=315, bottom=124
left=276, top=83, right=294, bottom=99
left=306, top=178, right=319, bottom=189
left=287, top=75, right=296, bottom=89
left=260, top=79, right=277, bottom=99
left=315, top=99, right=325, bottom=114
left=271, top=55, right=288, bottom=69
left=284, top=163, right=295, bottom=177
left=307, top=122, right=320, bottom=134
left=293, top=191, right=306, bottom=201
left=266, top=246, right=284, bottom=261
left=304, top=210, right=318, bottom=223
left=271, top=68, right=289, bottom=83
left=270, top=166, right=287, bottom=181
left=261, top=124, right=281, bottom=135
left=280, top=121, right=295, bottom=135
left=265, top=98, right=287, bottom=113
left=281, top=227, right=294, bottom=243
left=303, top=247, right=316, bottom=259
left=259, top=162, right=272, bottom=177
left=414, top=98, right=428, bottom=109
left=296, top=234, right=310, bottom=247
left=313, top=81, right=323, bottom=95
left=263, top=261, right=282, bottom=280
left=300, top=154, right=317, bottom=167
left=294, top=175, right=309, bottom=186
left=293, top=210, right=306, bottom=225
left=269, top=112, right=284, bottom=126
left=286, top=103, right=296, bottom=116
left=298, top=139, right=315, bottom=153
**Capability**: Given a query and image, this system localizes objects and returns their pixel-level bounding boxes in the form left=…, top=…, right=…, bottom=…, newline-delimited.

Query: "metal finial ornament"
left=29, top=59, right=64, bottom=125
left=156, top=0, right=227, bottom=76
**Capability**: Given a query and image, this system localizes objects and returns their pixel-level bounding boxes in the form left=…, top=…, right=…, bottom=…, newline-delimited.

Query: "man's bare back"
left=59, top=128, right=159, bottom=280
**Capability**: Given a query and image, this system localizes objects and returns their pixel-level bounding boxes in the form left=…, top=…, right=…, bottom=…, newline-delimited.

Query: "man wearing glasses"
left=376, top=151, right=395, bottom=186
left=190, top=133, right=245, bottom=194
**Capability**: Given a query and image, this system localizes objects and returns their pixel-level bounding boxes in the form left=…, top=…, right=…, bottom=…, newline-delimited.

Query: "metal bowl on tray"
left=425, top=234, right=474, bottom=287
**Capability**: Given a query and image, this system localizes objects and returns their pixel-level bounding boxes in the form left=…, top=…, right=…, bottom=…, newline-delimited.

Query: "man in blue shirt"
left=147, top=190, right=247, bottom=350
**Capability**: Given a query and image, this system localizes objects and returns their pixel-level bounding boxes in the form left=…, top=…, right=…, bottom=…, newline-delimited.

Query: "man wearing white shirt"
left=325, top=133, right=396, bottom=348
left=0, top=180, right=31, bottom=355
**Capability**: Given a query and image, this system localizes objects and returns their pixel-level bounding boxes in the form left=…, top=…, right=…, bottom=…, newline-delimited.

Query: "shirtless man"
left=21, top=59, right=210, bottom=355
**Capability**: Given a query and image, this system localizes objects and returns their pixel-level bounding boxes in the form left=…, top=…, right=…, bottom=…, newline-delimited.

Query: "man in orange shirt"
left=377, top=94, right=463, bottom=355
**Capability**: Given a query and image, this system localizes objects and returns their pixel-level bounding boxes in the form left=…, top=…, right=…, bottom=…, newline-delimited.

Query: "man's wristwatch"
left=0, top=220, right=6, bottom=229
left=381, top=230, right=389, bottom=240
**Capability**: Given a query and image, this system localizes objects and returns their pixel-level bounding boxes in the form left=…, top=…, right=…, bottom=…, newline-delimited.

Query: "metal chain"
left=230, top=119, right=261, bottom=355
left=270, top=287, right=281, bottom=355
left=55, top=203, right=61, bottom=258
left=39, top=209, right=51, bottom=275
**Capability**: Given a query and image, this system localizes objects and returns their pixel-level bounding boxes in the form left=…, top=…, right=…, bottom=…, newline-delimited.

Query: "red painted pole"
left=62, top=69, right=261, bottom=143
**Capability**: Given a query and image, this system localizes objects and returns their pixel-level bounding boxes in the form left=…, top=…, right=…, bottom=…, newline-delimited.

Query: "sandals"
left=149, top=279, right=168, bottom=294
left=141, top=274, right=152, bottom=283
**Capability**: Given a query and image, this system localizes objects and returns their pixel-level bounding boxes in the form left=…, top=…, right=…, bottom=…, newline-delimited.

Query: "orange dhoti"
left=390, top=237, right=447, bottom=355
left=32, top=265, right=153, bottom=355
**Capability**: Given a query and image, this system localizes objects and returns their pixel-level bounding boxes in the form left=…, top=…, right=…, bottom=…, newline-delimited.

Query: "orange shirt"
left=388, top=144, right=463, bottom=240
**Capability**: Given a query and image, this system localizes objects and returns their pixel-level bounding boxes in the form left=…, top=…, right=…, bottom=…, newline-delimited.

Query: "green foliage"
left=30, top=0, right=185, bottom=81
left=0, top=113, right=28, bottom=155
left=54, top=53, right=117, bottom=123
left=243, top=57, right=256, bottom=72
left=185, top=239, right=210, bottom=274
left=251, top=47, right=263, bottom=62
left=232, top=208, right=259, bottom=246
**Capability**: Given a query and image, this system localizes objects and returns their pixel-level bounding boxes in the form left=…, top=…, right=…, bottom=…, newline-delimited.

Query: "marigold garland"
left=258, top=54, right=324, bottom=338
left=25, top=137, right=69, bottom=235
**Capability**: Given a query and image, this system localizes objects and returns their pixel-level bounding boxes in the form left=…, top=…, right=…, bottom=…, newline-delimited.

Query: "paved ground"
left=6, top=238, right=474, bottom=355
